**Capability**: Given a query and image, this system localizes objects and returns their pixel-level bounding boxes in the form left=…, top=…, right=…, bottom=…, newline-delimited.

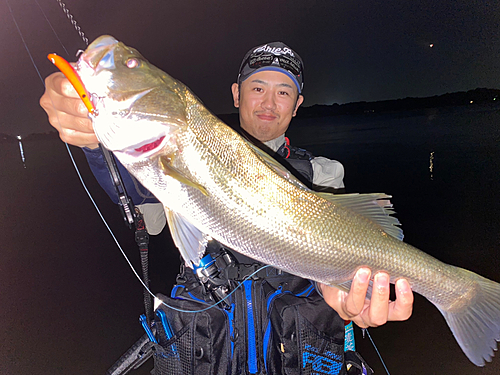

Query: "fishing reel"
left=193, top=249, right=236, bottom=310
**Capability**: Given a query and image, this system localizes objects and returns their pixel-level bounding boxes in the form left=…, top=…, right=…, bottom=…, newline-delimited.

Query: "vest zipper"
left=243, top=280, right=258, bottom=374
left=263, top=286, right=284, bottom=371
left=224, top=303, right=236, bottom=358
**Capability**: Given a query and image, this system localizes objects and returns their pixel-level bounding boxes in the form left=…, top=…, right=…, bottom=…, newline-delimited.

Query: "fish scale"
left=170, top=86, right=482, bottom=306
left=75, top=35, right=500, bottom=367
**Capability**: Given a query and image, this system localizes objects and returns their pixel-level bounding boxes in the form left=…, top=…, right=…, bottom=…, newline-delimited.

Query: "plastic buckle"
left=139, top=314, right=157, bottom=343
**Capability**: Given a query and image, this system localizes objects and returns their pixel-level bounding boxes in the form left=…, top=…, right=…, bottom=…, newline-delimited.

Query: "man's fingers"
left=40, top=71, right=99, bottom=148
left=47, top=87, right=88, bottom=119
left=59, top=126, right=98, bottom=146
left=47, top=110, right=92, bottom=134
left=367, top=272, right=390, bottom=326
left=344, top=268, right=371, bottom=317
left=388, top=279, right=414, bottom=321
left=319, top=283, right=347, bottom=318
left=321, top=272, right=414, bottom=329
left=47, top=72, right=80, bottom=98
left=41, top=72, right=86, bottom=115
left=60, top=76, right=81, bottom=98
left=62, top=94, right=89, bottom=118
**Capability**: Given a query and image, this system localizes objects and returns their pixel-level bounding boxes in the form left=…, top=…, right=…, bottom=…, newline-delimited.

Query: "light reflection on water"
left=17, top=136, right=27, bottom=169
left=429, top=151, right=434, bottom=180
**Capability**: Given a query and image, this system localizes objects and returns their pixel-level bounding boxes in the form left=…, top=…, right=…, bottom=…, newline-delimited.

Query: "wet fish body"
left=75, top=35, right=500, bottom=366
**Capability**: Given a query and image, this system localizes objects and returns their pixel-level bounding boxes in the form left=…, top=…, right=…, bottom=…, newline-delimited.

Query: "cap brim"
left=241, top=66, right=302, bottom=94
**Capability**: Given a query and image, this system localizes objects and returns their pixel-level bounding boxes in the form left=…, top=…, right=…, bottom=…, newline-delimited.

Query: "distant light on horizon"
left=429, top=43, right=434, bottom=48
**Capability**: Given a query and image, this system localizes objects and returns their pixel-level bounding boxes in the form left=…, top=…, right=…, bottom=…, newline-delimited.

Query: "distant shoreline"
left=219, top=87, right=500, bottom=127
left=3, top=88, right=499, bottom=141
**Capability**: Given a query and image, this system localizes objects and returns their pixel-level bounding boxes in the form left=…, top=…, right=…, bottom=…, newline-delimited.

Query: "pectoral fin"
left=160, top=154, right=208, bottom=196
left=164, top=207, right=208, bottom=267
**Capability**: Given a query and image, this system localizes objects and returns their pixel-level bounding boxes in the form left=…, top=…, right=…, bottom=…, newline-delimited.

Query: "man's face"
left=231, top=70, right=304, bottom=142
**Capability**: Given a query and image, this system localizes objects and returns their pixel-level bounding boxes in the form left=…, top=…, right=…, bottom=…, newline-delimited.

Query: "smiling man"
left=39, top=41, right=413, bottom=375
left=233, top=70, right=303, bottom=141
left=231, top=43, right=347, bottom=192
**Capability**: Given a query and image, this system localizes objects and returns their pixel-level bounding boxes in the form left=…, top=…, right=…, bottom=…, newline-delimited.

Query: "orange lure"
left=47, top=53, right=95, bottom=114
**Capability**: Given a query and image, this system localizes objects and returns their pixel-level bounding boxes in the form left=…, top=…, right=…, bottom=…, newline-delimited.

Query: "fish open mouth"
left=135, top=136, right=166, bottom=153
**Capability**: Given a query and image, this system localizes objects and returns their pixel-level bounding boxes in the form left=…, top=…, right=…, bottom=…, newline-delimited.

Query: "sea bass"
left=74, top=35, right=500, bottom=366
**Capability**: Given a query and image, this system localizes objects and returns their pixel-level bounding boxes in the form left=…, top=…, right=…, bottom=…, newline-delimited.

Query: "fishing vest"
left=275, top=138, right=314, bottom=186
left=149, top=142, right=373, bottom=375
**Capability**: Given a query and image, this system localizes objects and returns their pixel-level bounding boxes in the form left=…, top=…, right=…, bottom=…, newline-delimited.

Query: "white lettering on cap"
left=253, top=45, right=295, bottom=57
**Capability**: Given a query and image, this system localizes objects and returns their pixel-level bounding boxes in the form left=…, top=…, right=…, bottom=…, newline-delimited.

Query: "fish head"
left=76, top=35, right=188, bottom=166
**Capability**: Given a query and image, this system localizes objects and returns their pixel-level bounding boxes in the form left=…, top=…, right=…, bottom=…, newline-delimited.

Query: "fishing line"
left=5, top=0, right=46, bottom=85
left=356, top=294, right=391, bottom=375
left=34, top=0, right=70, bottom=56
left=37, top=0, right=154, bottom=289
left=365, top=328, right=391, bottom=375
left=4, top=0, right=146, bottom=299
left=34, top=0, right=215, bottom=313
left=158, top=264, right=272, bottom=314
left=40, top=3, right=164, bottom=301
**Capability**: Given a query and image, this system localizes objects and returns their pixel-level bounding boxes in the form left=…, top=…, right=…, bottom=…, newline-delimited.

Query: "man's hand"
left=39, top=72, right=99, bottom=149
left=320, top=268, right=414, bottom=328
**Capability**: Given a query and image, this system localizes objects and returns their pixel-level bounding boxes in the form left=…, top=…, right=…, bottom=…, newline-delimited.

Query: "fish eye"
left=126, top=58, right=139, bottom=69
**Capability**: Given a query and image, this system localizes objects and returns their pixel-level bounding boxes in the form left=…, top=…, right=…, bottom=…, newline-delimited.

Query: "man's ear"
left=231, top=83, right=240, bottom=108
left=293, top=95, right=304, bottom=117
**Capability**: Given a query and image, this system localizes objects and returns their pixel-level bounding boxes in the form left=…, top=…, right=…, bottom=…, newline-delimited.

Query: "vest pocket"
left=266, top=293, right=346, bottom=375
left=152, top=294, right=231, bottom=375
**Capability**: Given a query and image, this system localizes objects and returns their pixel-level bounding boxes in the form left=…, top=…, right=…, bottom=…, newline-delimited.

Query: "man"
left=40, top=41, right=413, bottom=373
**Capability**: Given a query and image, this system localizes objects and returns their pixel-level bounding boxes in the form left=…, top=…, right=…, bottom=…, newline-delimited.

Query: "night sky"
left=1, top=0, right=499, bottom=136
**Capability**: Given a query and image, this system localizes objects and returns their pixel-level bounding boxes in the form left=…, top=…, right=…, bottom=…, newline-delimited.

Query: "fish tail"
left=437, top=271, right=500, bottom=366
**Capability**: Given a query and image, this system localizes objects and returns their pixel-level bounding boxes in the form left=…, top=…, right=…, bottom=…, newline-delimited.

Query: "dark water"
left=1, top=105, right=499, bottom=374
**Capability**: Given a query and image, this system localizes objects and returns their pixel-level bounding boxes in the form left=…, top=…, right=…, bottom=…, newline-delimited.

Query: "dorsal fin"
left=316, top=192, right=404, bottom=240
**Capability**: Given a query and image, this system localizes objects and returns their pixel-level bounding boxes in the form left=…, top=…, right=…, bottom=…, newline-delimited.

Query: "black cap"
left=237, top=42, right=304, bottom=93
